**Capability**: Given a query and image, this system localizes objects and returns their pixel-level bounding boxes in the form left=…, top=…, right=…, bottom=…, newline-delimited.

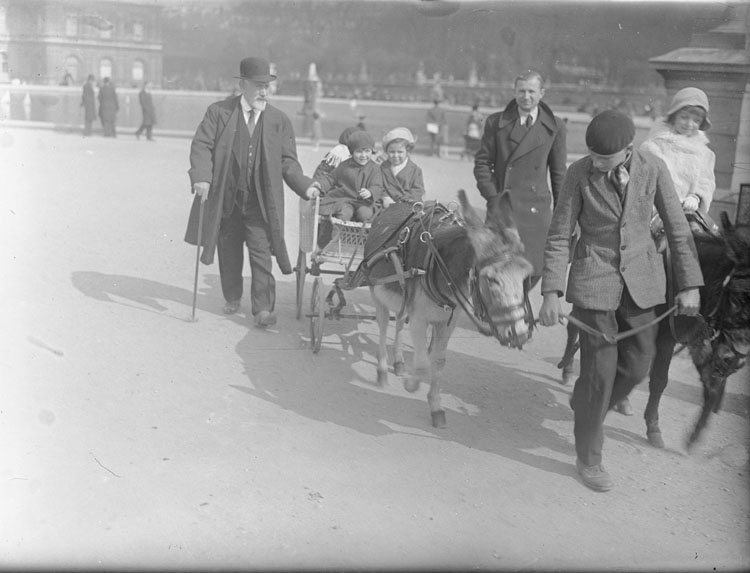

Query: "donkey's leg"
left=373, top=295, right=391, bottom=387
left=426, top=320, right=454, bottom=428
left=644, top=320, right=676, bottom=448
left=404, top=314, right=430, bottom=393
left=393, top=315, right=406, bottom=376
left=559, top=322, right=579, bottom=386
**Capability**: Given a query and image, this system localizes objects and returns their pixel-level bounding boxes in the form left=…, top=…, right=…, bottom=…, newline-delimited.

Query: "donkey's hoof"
left=614, top=398, right=634, bottom=416
left=561, top=365, right=575, bottom=386
left=403, top=377, right=421, bottom=393
left=376, top=369, right=388, bottom=387
left=431, top=410, right=447, bottom=428
left=647, top=430, right=665, bottom=449
left=393, top=361, right=405, bottom=376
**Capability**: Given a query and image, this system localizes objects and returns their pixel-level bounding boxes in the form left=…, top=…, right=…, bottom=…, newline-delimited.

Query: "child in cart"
left=310, top=129, right=384, bottom=250
left=379, top=127, right=425, bottom=208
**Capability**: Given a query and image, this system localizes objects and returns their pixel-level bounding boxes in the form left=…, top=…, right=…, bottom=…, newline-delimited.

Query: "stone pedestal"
left=649, top=3, right=750, bottom=223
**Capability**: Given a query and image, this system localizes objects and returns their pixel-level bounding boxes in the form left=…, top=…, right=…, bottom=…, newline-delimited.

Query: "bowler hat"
left=235, top=57, right=276, bottom=82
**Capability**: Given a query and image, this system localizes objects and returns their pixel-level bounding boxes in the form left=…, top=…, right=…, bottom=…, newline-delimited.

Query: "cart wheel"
left=295, top=250, right=307, bottom=320
left=310, top=277, right=325, bottom=353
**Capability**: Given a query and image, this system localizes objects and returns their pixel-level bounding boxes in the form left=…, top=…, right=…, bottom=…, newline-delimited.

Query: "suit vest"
left=224, top=107, right=262, bottom=215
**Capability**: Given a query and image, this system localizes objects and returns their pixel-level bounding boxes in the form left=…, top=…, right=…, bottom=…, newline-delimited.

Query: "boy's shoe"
left=576, top=460, right=614, bottom=492
left=223, top=300, right=241, bottom=315
left=254, top=310, right=277, bottom=328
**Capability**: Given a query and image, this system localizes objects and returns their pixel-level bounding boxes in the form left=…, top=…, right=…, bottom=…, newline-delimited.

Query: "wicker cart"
left=294, top=196, right=375, bottom=353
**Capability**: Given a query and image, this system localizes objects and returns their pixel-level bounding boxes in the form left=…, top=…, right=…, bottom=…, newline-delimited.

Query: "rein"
left=560, top=304, right=679, bottom=345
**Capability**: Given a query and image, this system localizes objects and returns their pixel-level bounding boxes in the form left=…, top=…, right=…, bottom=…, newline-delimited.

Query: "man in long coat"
left=80, top=74, right=96, bottom=137
left=97, top=77, right=119, bottom=137
left=184, top=57, right=317, bottom=327
left=473, top=70, right=567, bottom=286
left=135, top=81, right=156, bottom=141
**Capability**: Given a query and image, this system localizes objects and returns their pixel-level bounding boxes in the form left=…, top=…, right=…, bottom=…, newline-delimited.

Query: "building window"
left=133, top=21, right=144, bottom=41
left=100, top=26, right=112, bottom=40
left=64, top=56, right=80, bottom=83
left=132, top=60, right=144, bottom=83
left=65, top=15, right=78, bottom=37
left=99, top=58, right=113, bottom=81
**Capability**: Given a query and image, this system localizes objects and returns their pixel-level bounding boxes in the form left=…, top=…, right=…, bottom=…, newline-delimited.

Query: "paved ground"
left=1, top=127, right=748, bottom=571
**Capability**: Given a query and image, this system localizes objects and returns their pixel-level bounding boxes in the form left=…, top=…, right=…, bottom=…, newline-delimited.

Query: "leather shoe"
left=576, top=459, right=613, bottom=492
left=254, top=310, right=277, bottom=327
left=614, top=397, right=634, bottom=416
left=223, top=300, right=241, bottom=315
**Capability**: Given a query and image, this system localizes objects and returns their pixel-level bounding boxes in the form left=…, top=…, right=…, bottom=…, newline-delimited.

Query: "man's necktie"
left=247, top=109, right=255, bottom=136
left=525, top=115, right=532, bottom=129
left=610, top=164, right=629, bottom=203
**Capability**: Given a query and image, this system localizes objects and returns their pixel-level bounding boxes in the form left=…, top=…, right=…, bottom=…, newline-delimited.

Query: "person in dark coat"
left=80, top=74, right=96, bottom=137
left=97, top=77, right=119, bottom=137
left=538, top=111, right=703, bottom=492
left=184, top=57, right=318, bottom=327
left=474, top=70, right=567, bottom=288
left=135, top=81, right=156, bottom=141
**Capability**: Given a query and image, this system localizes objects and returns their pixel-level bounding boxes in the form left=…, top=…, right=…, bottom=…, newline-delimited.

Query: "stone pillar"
left=649, top=3, right=750, bottom=222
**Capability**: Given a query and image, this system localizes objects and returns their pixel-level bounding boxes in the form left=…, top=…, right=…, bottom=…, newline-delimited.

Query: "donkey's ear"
left=458, top=189, right=483, bottom=229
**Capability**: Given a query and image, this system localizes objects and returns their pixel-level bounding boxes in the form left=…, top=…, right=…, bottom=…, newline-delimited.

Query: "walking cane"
left=190, top=194, right=206, bottom=322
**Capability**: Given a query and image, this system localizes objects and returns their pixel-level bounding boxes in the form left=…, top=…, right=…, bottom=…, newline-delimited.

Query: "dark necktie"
left=247, top=109, right=255, bottom=137
left=525, top=115, right=532, bottom=129
left=610, top=165, right=629, bottom=203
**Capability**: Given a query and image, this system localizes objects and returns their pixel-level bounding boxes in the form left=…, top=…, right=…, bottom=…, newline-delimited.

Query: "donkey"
left=559, top=212, right=750, bottom=449
left=364, top=190, right=533, bottom=428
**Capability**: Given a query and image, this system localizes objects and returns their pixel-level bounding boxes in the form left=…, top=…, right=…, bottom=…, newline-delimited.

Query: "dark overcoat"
left=474, top=100, right=567, bottom=274
left=97, top=83, right=118, bottom=121
left=542, top=150, right=704, bottom=311
left=138, top=89, right=156, bottom=126
left=81, top=82, right=96, bottom=122
left=184, top=97, right=312, bottom=273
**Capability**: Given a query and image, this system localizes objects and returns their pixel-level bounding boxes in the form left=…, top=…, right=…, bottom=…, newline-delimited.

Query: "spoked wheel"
left=295, top=249, right=307, bottom=320
left=310, top=277, right=325, bottom=353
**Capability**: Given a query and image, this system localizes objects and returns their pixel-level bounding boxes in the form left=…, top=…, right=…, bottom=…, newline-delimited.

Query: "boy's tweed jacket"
left=542, top=150, right=703, bottom=311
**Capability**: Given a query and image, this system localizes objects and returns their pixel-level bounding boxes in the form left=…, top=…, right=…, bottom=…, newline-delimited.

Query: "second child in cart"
left=379, top=127, right=425, bottom=208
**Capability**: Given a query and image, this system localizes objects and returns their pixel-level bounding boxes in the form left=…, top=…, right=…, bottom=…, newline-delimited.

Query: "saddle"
left=349, top=201, right=462, bottom=316
left=651, top=209, right=720, bottom=253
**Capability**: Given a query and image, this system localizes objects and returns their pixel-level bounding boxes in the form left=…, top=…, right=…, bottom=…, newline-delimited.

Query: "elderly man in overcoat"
left=184, top=57, right=318, bottom=327
left=474, top=70, right=567, bottom=286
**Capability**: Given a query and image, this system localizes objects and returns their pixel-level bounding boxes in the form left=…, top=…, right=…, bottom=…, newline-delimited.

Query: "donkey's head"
left=459, top=190, right=534, bottom=348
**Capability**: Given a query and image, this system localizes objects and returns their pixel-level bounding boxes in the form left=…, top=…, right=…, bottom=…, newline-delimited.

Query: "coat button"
left=530, top=207, right=538, bottom=213
left=620, top=245, right=626, bottom=251
left=620, top=267, right=626, bottom=273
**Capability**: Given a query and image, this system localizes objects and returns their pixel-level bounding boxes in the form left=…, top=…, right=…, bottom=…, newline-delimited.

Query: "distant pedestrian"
left=311, top=109, right=323, bottom=151
left=80, top=74, right=96, bottom=137
left=98, top=77, right=119, bottom=137
left=425, top=99, right=446, bottom=157
left=135, top=81, right=156, bottom=141
left=462, top=103, right=484, bottom=159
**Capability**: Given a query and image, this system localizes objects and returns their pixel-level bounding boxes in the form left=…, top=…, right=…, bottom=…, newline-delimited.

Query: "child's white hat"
left=666, top=87, right=711, bottom=130
left=382, top=127, right=416, bottom=150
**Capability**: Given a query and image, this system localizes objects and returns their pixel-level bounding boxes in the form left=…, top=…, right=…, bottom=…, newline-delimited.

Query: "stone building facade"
left=0, top=0, right=162, bottom=86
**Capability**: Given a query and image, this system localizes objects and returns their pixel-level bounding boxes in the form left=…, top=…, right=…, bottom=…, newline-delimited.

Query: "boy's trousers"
left=571, top=287, right=659, bottom=467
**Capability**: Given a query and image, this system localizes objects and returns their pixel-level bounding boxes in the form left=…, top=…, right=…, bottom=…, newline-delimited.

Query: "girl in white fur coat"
left=640, top=87, right=716, bottom=214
